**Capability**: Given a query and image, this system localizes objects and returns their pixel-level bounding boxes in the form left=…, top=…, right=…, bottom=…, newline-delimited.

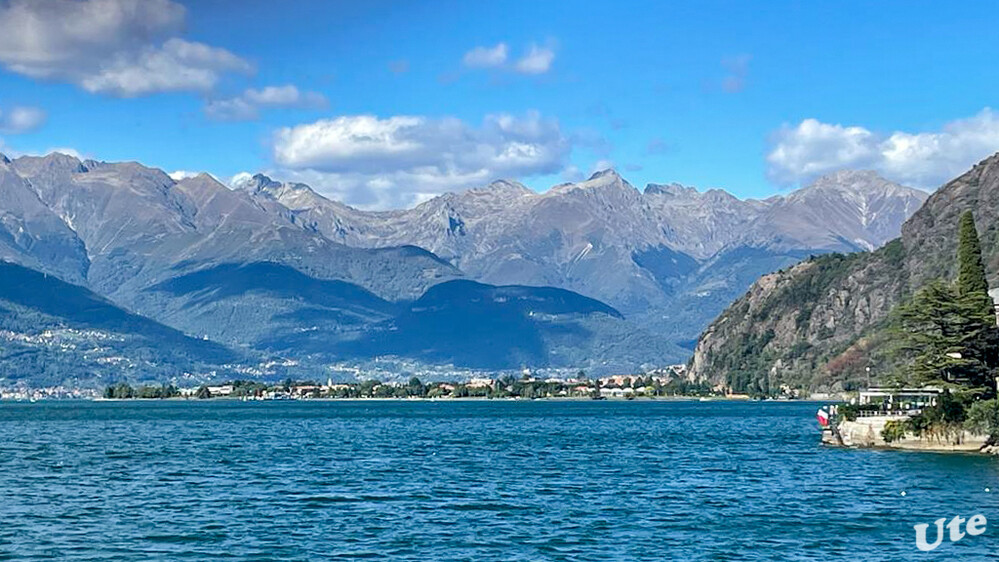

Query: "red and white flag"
left=816, top=407, right=830, bottom=427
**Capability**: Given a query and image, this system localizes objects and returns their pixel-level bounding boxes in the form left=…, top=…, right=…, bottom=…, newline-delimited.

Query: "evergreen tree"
left=895, top=281, right=978, bottom=387
left=957, top=211, right=990, bottom=298
left=893, top=212, right=998, bottom=393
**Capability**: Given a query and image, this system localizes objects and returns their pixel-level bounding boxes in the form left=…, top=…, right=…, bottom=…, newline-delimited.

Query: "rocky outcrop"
left=825, top=418, right=987, bottom=452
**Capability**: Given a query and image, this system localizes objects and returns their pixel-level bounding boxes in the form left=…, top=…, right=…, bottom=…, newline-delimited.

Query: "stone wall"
left=825, top=416, right=987, bottom=452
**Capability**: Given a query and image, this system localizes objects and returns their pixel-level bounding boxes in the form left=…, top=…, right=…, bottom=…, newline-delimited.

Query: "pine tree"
left=895, top=281, right=976, bottom=386
left=893, top=212, right=999, bottom=393
left=957, top=211, right=990, bottom=298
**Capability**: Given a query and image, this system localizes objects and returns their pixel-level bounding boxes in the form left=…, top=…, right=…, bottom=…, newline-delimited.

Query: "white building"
left=207, top=385, right=233, bottom=397
left=856, top=387, right=942, bottom=414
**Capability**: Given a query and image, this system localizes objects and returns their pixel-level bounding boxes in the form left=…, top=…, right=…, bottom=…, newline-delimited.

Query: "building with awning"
left=856, top=387, right=942, bottom=414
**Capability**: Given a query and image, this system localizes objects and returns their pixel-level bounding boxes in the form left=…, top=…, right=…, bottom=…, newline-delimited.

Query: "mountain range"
left=0, top=151, right=928, bottom=386
left=239, top=167, right=927, bottom=343
left=687, top=152, right=999, bottom=393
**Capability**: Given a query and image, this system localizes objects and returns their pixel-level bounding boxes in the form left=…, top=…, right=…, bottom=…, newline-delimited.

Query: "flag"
left=816, top=407, right=830, bottom=427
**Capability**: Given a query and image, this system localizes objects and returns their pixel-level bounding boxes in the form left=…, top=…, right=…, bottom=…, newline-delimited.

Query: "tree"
left=407, top=376, right=425, bottom=397
left=895, top=280, right=997, bottom=390
left=956, top=211, right=990, bottom=298
left=891, top=211, right=999, bottom=393
left=196, top=385, right=212, bottom=399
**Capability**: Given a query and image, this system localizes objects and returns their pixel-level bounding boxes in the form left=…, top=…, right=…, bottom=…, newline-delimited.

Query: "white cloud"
left=81, top=38, right=252, bottom=97
left=0, top=106, right=45, bottom=134
left=270, top=111, right=570, bottom=209
left=244, top=85, right=326, bottom=107
left=766, top=109, right=999, bottom=189
left=462, top=42, right=555, bottom=75
left=168, top=170, right=200, bottom=181
left=0, top=0, right=252, bottom=97
left=205, top=85, right=328, bottom=121
left=515, top=44, right=555, bottom=75
left=228, top=172, right=255, bottom=189
left=462, top=43, right=508, bottom=68
left=767, top=119, right=878, bottom=184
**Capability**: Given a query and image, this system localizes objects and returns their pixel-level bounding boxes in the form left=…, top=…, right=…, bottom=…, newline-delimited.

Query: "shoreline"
left=822, top=417, right=996, bottom=455
left=17, top=396, right=832, bottom=403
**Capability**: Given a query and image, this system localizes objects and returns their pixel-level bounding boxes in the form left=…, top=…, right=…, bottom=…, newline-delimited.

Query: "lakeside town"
left=0, top=364, right=785, bottom=401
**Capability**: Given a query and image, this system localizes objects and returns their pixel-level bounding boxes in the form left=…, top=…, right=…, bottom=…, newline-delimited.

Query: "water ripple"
left=0, top=400, right=996, bottom=561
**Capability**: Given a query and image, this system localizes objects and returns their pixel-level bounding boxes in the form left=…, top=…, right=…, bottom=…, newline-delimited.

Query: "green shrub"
left=882, top=420, right=909, bottom=443
left=964, top=399, right=999, bottom=442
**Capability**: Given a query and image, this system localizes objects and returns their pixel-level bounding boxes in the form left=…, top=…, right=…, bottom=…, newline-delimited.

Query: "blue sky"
left=1, top=0, right=998, bottom=208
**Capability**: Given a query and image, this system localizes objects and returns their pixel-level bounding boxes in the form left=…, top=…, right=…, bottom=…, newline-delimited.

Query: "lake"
left=0, top=400, right=995, bottom=560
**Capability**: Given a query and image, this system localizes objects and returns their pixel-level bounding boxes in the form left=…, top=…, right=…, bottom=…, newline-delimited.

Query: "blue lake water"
left=0, top=400, right=996, bottom=561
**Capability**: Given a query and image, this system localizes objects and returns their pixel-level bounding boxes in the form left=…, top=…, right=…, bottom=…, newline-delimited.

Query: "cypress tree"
left=957, top=211, right=990, bottom=297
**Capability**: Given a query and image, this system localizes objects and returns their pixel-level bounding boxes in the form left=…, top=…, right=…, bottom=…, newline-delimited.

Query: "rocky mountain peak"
left=175, top=171, right=228, bottom=194
left=232, top=173, right=282, bottom=194
left=644, top=182, right=697, bottom=197
left=12, top=152, right=87, bottom=177
left=475, top=179, right=533, bottom=197
left=584, top=169, right=636, bottom=191
left=588, top=168, right=622, bottom=182
left=549, top=168, right=636, bottom=197
left=235, top=173, right=320, bottom=206
left=795, top=170, right=926, bottom=201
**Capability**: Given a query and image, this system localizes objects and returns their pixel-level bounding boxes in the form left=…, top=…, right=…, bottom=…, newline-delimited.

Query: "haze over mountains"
left=0, top=151, right=928, bottom=386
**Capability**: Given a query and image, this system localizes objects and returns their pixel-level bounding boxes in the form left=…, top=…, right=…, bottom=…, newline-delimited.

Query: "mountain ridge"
left=240, top=164, right=928, bottom=342
left=0, top=151, right=928, bottom=383
left=687, top=152, right=999, bottom=393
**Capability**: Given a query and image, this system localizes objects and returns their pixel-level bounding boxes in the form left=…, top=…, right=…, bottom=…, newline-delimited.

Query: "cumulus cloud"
left=0, top=106, right=45, bottom=134
left=766, top=109, right=999, bottom=188
left=515, top=44, right=555, bottom=75
left=0, top=0, right=252, bottom=97
left=270, top=111, right=570, bottom=209
left=462, top=43, right=508, bottom=68
left=205, top=85, right=328, bottom=121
